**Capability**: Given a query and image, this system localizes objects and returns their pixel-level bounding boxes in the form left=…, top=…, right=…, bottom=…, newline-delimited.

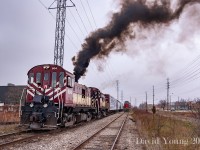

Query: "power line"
left=38, top=0, right=48, bottom=9
left=65, top=17, right=82, bottom=44
left=170, top=55, right=200, bottom=80
left=171, top=67, right=200, bottom=87
left=171, top=73, right=200, bottom=89
left=166, top=53, right=200, bottom=94
left=171, top=62, right=200, bottom=85
left=170, top=54, right=200, bottom=83
left=86, top=0, right=97, bottom=28
left=65, top=33, right=79, bottom=50
left=92, top=60, right=115, bottom=83
left=75, top=6, right=89, bottom=34
left=67, top=8, right=85, bottom=37
left=176, top=85, right=200, bottom=95
left=37, top=0, right=56, bottom=19
left=80, top=0, right=94, bottom=31
left=90, top=62, right=111, bottom=85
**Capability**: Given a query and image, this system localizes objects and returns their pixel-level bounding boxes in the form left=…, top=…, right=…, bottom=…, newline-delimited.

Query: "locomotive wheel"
left=72, top=115, right=76, bottom=124
left=64, top=114, right=76, bottom=127
left=97, top=112, right=102, bottom=119
left=102, top=111, right=106, bottom=117
left=86, top=113, right=92, bottom=122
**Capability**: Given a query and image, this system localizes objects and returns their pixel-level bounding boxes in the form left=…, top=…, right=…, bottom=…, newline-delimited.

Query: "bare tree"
left=159, top=100, right=166, bottom=110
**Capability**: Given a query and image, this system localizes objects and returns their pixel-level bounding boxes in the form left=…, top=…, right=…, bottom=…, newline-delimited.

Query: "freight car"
left=104, top=94, right=123, bottom=113
left=20, top=64, right=122, bottom=129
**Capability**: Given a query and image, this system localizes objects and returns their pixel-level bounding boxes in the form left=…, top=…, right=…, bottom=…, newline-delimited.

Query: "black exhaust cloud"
left=72, top=0, right=200, bottom=82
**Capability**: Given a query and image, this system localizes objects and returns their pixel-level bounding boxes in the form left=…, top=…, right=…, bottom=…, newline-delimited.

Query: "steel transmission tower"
left=49, top=0, right=75, bottom=66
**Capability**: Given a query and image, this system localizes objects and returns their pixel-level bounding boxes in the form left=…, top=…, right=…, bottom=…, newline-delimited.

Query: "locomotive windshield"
left=36, top=73, right=41, bottom=84
left=52, top=72, right=57, bottom=88
left=44, top=73, right=49, bottom=81
left=59, top=72, right=64, bottom=87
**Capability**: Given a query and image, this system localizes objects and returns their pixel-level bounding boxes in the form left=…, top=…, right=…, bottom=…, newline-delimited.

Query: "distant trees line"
left=139, top=98, right=200, bottom=111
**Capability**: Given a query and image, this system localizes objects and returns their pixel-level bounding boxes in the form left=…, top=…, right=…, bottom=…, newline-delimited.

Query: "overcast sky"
left=0, top=0, right=200, bottom=106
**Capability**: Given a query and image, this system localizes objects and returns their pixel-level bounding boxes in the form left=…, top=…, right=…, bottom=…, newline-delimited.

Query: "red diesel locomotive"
left=20, top=64, right=122, bottom=129
left=124, top=101, right=131, bottom=111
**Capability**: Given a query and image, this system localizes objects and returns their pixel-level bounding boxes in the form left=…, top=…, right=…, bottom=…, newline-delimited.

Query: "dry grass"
left=166, top=111, right=197, bottom=118
left=132, top=109, right=200, bottom=150
left=0, top=124, right=19, bottom=134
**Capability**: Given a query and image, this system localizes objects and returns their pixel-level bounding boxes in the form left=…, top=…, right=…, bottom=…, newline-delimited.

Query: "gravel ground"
left=115, top=115, right=146, bottom=150
left=4, top=113, right=123, bottom=150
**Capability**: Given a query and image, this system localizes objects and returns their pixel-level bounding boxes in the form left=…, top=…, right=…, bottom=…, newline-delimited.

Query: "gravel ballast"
left=6, top=113, right=122, bottom=150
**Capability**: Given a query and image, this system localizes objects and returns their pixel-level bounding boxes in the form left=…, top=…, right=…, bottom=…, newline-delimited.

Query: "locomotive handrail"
left=60, top=88, right=64, bottom=119
left=57, top=88, right=61, bottom=119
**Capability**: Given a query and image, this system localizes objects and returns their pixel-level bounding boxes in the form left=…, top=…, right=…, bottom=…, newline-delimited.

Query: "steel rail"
left=0, top=129, right=58, bottom=148
left=0, top=128, right=61, bottom=148
left=0, top=134, right=37, bottom=148
left=0, top=129, right=31, bottom=139
left=72, top=112, right=126, bottom=150
left=110, top=114, right=128, bottom=150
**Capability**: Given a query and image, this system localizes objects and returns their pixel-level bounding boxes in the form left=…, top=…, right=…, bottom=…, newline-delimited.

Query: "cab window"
left=67, top=76, right=72, bottom=88
left=28, top=73, right=34, bottom=83
left=36, top=73, right=41, bottom=84
left=52, top=72, right=57, bottom=88
left=44, top=73, right=49, bottom=81
left=71, top=78, right=75, bottom=87
left=59, top=72, right=64, bottom=87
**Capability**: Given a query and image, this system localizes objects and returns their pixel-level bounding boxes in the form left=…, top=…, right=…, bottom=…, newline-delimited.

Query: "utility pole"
left=178, top=96, right=180, bottom=110
left=121, top=90, right=123, bottom=103
left=49, top=0, right=75, bottom=66
left=116, top=80, right=119, bottom=100
left=153, top=86, right=155, bottom=106
left=167, top=78, right=170, bottom=111
left=170, top=95, right=171, bottom=110
left=152, top=85, right=156, bottom=115
left=135, top=98, right=137, bottom=107
left=146, top=91, right=148, bottom=112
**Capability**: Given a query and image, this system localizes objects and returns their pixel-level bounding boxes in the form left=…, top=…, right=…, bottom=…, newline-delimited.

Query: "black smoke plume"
left=73, top=0, right=200, bottom=82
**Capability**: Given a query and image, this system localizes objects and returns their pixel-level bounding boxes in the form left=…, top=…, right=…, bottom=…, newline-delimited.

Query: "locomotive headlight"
left=43, top=103, right=48, bottom=108
left=30, top=103, right=34, bottom=107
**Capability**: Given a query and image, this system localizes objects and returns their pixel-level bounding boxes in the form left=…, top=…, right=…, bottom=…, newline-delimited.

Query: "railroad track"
left=0, top=125, right=80, bottom=149
left=72, top=113, right=128, bottom=150
left=0, top=114, right=114, bottom=149
left=0, top=129, right=31, bottom=138
left=0, top=129, right=49, bottom=149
